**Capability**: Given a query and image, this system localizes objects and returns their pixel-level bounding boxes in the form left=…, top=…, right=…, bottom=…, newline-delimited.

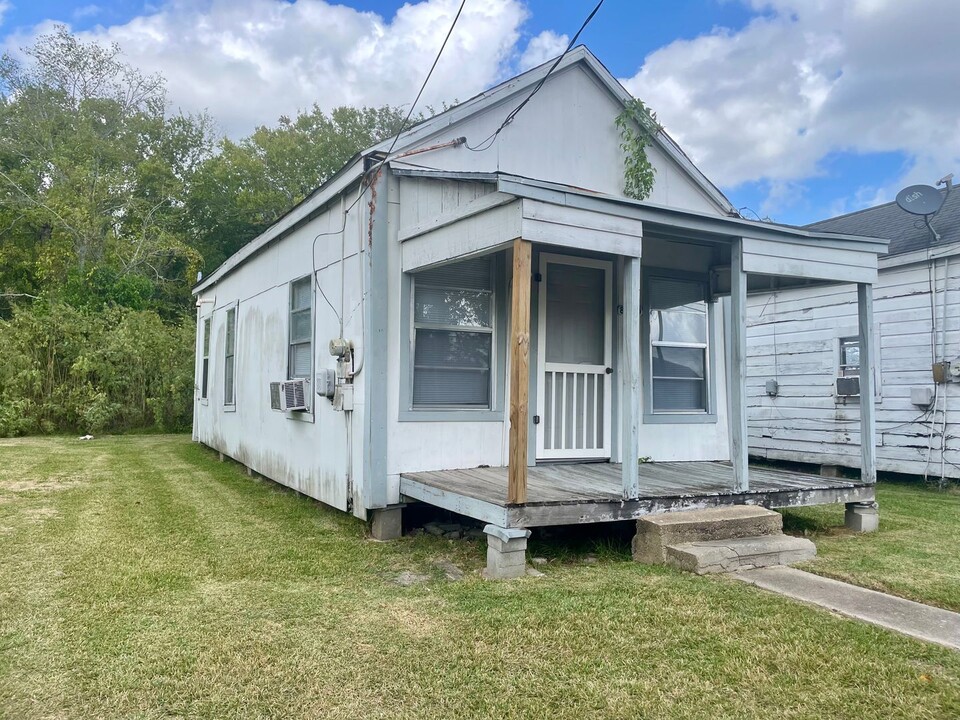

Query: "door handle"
left=605, top=367, right=613, bottom=374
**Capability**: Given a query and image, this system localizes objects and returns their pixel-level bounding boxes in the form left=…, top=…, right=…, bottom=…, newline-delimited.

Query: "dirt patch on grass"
left=3, top=476, right=83, bottom=494
left=21, top=507, right=60, bottom=522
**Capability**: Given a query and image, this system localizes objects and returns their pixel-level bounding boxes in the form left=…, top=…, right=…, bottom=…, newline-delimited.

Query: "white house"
left=746, top=183, right=960, bottom=482
left=192, top=47, right=889, bottom=578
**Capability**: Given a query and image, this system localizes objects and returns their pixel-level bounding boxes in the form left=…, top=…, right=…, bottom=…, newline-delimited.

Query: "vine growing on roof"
left=615, top=98, right=662, bottom=201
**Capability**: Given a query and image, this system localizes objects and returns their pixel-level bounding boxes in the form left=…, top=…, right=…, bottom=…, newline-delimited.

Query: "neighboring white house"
left=746, top=184, right=960, bottom=481
left=192, top=47, right=889, bottom=577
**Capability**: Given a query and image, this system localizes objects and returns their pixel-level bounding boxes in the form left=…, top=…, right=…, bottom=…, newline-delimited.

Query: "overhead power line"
left=466, top=0, right=605, bottom=153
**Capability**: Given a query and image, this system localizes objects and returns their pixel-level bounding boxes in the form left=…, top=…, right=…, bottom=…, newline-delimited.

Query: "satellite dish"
left=896, top=184, right=944, bottom=216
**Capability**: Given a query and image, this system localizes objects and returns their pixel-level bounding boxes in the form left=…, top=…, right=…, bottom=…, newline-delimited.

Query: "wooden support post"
left=508, top=239, right=532, bottom=505
left=622, top=256, right=641, bottom=500
left=730, top=238, right=749, bottom=492
left=857, top=283, right=877, bottom=484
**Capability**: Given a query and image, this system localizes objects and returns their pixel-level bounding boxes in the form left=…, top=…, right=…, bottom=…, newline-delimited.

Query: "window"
left=224, top=307, right=236, bottom=405
left=201, top=317, right=211, bottom=400
left=839, top=337, right=860, bottom=377
left=648, top=277, right=709, bottom=413
left=412, top=257, right=494, bottom=408
left=288, top=277, right=313, bottom=380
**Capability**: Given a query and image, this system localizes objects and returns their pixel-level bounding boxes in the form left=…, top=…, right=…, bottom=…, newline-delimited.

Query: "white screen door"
left=536, top=254, right=612, bottom=460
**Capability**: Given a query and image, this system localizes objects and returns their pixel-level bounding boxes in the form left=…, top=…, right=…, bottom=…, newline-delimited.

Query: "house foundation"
left=483, top=525, right=531, bottom=580
left=845, top=501, right=879, bottom=533
left=370, top=506, right=403, bottom=541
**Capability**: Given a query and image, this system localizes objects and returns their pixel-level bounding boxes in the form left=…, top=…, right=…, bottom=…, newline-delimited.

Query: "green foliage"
left=0, top=25, right=215, bottom=318
left=0, top=27, right=426, bottom=435
left=615, top=98, right=662, bottom=200
left=0, top=302, right=195, bottom=436
left=187, top=104, right=410, bottom=270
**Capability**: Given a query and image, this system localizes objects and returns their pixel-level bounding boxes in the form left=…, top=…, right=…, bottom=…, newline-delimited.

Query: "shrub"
left=0, top=302, right=194, bottom=436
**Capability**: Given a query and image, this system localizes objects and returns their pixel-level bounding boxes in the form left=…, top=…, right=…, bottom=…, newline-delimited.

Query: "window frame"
left=411, top=264, right=495, bottom=410
left=642, top=269, right=717, bottom=424
left=223, top=304, right=237, bottom=409
left=200, top=316, right=211, bottom=405
left=288, top=275, right=314, bottom=382
left=400, top=255, right=506, bottom=422
left=834, top=326, right=882, bottom=402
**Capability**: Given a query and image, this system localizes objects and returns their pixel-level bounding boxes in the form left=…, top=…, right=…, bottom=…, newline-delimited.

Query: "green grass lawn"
left=1, top=435, right=959, bottom=719
left=782, top=480, right=960, bottom=613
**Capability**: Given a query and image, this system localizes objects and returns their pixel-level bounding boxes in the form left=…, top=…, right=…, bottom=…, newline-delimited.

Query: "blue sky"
left=2, top=0, right=955, bottom=226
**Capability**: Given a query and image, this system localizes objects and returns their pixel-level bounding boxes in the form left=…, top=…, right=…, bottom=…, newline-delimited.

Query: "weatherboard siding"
left=193, top=191, right=368, bottom=516
left=746, top=256, right=960, bottom=479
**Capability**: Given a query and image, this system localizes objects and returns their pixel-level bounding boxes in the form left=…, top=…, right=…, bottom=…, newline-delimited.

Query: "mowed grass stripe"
left=0, top=435, right=958, bottom=719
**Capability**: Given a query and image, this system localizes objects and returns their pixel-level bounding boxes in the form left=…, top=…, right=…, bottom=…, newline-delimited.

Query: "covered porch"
left=391, top=170, right=890, bottom=567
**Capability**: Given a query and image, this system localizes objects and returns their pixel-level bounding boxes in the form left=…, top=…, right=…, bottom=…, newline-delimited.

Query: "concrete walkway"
left=734, top=566, right=960, bottom=651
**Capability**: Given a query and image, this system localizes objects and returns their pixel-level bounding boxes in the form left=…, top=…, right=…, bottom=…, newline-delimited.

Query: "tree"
left=187, top=104, right=409, bottom=270
left=0, top=26, right=216, bottom=317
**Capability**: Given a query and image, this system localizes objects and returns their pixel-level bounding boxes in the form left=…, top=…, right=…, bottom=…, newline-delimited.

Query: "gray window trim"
left=399, top=254, right=506, bottom=422
left=642, top=267, right=718, bottom=424
left=286, top=275, right=315, bottom=422
left=200, top=316, right=211, bottom=405
left=223, top=303, right=238, bottom=411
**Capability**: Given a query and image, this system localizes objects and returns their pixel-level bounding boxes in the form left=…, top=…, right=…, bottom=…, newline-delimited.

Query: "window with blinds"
left=288, top=277, right=313, bottom=380
left=412, top=257, right=494, bottom=408
left=224, top=306, right=236, bottom=405
left=648, top=277, right=709, bottom=413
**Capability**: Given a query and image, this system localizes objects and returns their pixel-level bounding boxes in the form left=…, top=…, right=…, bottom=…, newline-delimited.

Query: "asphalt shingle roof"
left=805, top=185, right=960, bottom=257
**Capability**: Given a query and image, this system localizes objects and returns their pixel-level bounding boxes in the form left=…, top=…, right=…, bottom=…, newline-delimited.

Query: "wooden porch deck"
left=399, top=461, right=874, bottom=528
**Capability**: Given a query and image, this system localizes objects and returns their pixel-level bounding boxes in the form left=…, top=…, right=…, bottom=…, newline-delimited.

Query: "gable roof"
left=805, top=185, right=960, bottom=257
left=367, top=46, right=735, bottom=215
left=194, top=46, right=734, bottom=294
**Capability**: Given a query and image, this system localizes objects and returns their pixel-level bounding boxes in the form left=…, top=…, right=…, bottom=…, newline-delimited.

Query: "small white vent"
left=269, top=382, right=282, bottom=411
left=281, top=378, right=309, bottom=411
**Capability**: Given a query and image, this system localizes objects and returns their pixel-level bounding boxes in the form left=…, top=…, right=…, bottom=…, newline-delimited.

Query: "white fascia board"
left=193, top=157, right=365, bottom=294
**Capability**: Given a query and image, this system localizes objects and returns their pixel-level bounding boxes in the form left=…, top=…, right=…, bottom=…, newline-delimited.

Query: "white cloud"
left=73, top=5, right=102, bottom=21
left=622, top=0, right=960, bottom=213
left=0, top=2, right=11, bottom=27
left=5, top=0, right=528, bottom=138
left=519, top=29, right=568, bottom=71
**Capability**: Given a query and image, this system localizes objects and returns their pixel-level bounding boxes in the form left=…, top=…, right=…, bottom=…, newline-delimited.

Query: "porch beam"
left=857, top=283, right=877, bottom=484
left=730, top=238, right=749, bottom=492
left=508, top=238, right=532, bottom=505
left=622, top=256, right=641, bottom=500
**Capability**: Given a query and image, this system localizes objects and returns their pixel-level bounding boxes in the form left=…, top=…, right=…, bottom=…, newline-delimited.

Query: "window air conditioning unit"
left=836, top=376, right=860, bottom=397
left=269, top=379, right=310, bottom=412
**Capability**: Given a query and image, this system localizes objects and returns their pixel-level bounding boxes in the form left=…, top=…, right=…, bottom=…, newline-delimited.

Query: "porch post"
left=508, top=238, right=532, bottom=505
left=857, top=283, right=877, bottom=484
left=622, top=256, right=641, bottom=500
left=730, top=238, right=749, bottom=491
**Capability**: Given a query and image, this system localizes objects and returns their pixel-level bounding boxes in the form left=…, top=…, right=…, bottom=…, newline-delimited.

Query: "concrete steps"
left=632, top=506, right=815, bottom=574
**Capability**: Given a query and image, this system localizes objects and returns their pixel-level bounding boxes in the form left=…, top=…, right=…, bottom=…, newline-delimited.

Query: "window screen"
left=289, top=277, right=312, bottom=380
left=412, top=257, right=494, bottom=408
left=649, top=277, right=709, bottom=412
left=224, top=307, right=236, bottom=405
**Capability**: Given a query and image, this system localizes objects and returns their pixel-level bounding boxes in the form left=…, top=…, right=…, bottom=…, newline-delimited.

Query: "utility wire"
left=382, top=0, right=466, bottom=163
left=310, top=0, right=467, bottom=323
left=465, top=0, right=605, bottom=153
